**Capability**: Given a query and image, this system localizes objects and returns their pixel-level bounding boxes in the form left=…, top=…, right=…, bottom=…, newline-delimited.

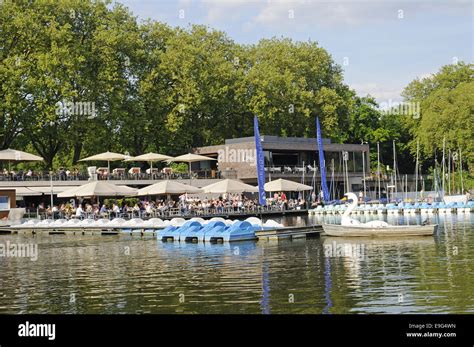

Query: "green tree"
left=242, top=38, right=350, bottom=141
left=402, top=62, right=474, bottom=175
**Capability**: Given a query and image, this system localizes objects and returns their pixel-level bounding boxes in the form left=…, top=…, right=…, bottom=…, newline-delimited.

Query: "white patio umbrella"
left=201, top=179, right=259, bottom=194
left=0, top=149, right=43, bottom=162
left=137, top=180, right=202, bottom=196
left=124, top=152, right=172, bottom=176
left=167, top=153, right=216, bottom=179
left=264, top=178, right=313, bottom=192
left=79, top=151, right=129, bottom=178
left=58, top=181, right=137, bottom=198
left=0, top=148, right=44, bottom=171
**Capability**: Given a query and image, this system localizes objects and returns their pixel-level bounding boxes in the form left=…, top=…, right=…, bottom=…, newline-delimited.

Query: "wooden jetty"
left=256, top=225, right=323, bottom=241
left=0, top=223, right=323, bottom=240
left=161, top=208, right=309, bottom=220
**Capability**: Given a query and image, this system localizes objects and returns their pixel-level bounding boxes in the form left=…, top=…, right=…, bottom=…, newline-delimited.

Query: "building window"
left=0, top=196, right=10, bottom=211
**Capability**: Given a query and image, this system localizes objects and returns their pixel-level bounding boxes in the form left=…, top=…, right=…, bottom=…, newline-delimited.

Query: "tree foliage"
left=402, top=62, right=474, bottom=173
left=1, top=0, right=471, bottom=183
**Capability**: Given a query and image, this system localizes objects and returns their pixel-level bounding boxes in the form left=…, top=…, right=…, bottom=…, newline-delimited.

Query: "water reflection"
left=0, top=214, right=472, bottom=314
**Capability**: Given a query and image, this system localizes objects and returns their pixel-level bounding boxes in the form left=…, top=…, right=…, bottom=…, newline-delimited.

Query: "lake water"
left=0, top=213, right=473, bottom=314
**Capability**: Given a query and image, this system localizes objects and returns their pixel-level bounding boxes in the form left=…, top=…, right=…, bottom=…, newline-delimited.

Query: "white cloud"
left=197, top=0, right=471, bottom=29
left=350, top=82, right=403, bottom=102
left=200, top=0, right=258, bottom=23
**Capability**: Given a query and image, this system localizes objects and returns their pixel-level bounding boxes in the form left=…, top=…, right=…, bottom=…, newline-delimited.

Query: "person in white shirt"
left=75, top=205, right=84, bottom=218
left=112, top=203, right=120, bottom=218
left=145, top=204, right=153, bottom=215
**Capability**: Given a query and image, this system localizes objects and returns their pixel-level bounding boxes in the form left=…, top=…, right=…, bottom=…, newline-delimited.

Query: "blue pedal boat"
left=204, top=223, right=230, bottom=243
left=191, top=221, right=226, bottom=243
left=176, top=221, right=203, bottom=242
left=157, top=225, right=178, bottom=241
left=206, top=221, right=258, bottom=243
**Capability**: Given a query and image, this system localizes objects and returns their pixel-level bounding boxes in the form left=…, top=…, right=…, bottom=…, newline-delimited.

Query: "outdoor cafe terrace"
left=25, top=197, right=311, bottom=221
left=0, top=164, right=368, bottom=182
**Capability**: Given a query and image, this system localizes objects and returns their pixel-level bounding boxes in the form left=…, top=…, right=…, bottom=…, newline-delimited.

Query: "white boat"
left=443, top=195, right=467, bottom=204
left=322, top=223, right=437, bottom=237
left=322, top=192, right=437, bottom=237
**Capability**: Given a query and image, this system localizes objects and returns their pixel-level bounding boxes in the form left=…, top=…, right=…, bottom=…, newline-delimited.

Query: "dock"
left=256, top=225, right=323, bottom=241
left=0, top=223, right=324, bottom=240
left=161, top=208, right=309, bottom=220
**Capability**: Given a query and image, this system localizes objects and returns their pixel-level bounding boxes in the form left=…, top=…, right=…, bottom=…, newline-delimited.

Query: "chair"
left=284, top=166, right=292, bottom=173
left=128, top=167, right=141, bottom=178
left=146, top=168, right=159, bottom=179
left=87, top=166, right=97, bottom=180
left=112, top=168, right=126, bottom=178
left=307, top=165, right=318, bottom=172
left=97, top=167, right=109, bottom=179
left=162, top=167, right=173, bottom=175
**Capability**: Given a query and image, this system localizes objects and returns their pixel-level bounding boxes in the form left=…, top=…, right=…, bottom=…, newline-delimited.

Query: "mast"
left=362, top=144, right=367, bottom=200
left=345, top=151, right=349, bottom=193
left=433, top=154, right=439, bottom=199
left=459, top=149, right=464, bottom=194
left=448, top=149, right=451, bottom=195
left=342, top=151, right=347, bottom=193
left=377, top=142, right=381, bottom=200
left=442, top=137, right=445, bottom=197
left=331, top=159, right=335, bottom=201
left=301, top=161, right=305, bottom=201
left=253, top=115, right=266, bottom=206
left=415, top=139, right=419, bottom=201
left=316, top=117, right=330, bottom=202
left=452, top=151, right=456, bottom=194
left=393, top=140, right=397, bottom=195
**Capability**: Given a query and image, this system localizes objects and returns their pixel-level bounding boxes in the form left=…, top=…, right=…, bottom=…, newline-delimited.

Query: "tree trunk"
left=72, top=142, right=82, bottom=164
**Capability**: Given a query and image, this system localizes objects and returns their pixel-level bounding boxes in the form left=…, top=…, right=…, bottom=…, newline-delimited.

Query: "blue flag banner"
left=316, top=117, right=330, bottom=202
left=254, top=116, right=266, bottom=205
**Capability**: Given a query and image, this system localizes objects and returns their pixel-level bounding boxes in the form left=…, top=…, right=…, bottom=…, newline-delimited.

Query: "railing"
left=0, top=169, right=222, bottom=182
left=30, top=204, right=308, bottom=221
left=265, top=165, right=318, bottom=175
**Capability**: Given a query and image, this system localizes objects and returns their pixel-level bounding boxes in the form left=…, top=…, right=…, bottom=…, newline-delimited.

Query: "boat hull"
left=322, top=223, right=437, bottom=237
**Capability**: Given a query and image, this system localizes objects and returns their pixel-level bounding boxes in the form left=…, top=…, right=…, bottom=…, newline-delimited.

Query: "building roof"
left=225, top=135, right=331, bottom=145
left=196, top=136, right=368, bottom=154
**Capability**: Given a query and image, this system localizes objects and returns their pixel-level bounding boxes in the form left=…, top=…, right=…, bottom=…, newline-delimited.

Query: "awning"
left=14, top=186, right=73, bottom=197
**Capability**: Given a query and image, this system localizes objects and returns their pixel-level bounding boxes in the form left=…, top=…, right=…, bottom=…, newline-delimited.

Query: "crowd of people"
left=1, top=167, right=219, bottom=181
left=28, top=192, right=309, bottom=219
left=1, top=167, right=81, bottom=181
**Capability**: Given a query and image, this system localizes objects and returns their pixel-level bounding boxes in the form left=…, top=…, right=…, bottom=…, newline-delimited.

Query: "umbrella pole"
left=107, top=161, right=110, bottom=180
left=150, top=161, right=153, bottom=180
left=189, top=163, right=192, bottom=184
left=50, top=173, right=54, bottom=220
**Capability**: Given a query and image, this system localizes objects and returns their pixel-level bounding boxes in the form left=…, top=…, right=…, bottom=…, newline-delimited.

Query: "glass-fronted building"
left=194, top=136, right=370, bottom=194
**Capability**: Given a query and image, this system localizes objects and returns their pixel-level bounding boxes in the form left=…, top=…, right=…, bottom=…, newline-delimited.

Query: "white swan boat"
left=322, top=192, right=437, bottom=237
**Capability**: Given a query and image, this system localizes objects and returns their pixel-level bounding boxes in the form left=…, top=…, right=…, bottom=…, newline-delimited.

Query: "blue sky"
left=116, top=0, right=473, bottom=103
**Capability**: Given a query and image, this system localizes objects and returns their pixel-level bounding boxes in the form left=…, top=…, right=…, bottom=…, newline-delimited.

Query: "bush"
left=170, top=162, right=189, bottom=174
